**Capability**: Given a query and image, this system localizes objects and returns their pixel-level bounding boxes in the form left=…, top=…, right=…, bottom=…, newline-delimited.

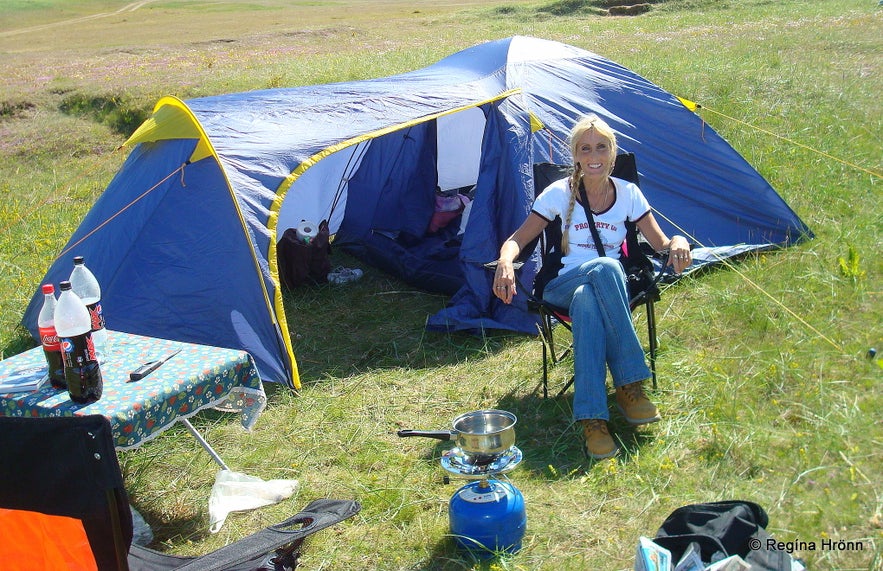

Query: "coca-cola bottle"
left=37, top=283, right=66, bottom=389
left=69, top=256, right=107, bottom=362
left=54, top=281, right=103, bottom=404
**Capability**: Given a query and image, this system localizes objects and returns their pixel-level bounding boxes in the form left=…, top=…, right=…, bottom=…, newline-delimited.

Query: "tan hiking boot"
left=615, top=381, right=661, bottom=425
left=581, top=419, right=618, bottom=459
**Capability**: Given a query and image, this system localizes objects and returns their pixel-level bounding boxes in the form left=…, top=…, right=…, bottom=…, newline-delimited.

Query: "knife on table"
left=128, top=349, right=182, bottom=382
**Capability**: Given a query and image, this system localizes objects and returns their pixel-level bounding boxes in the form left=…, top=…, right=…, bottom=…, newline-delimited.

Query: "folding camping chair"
left=525, top=154, right=667, bottom=398
left=0, top=414, right=360, bottom=571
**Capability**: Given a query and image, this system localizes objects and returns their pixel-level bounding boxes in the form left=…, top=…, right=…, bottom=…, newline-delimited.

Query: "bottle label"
left=61, top=333, right=98, bottom=366
left=85, top=301, right=106, bottom=332
left=39, top=326, right=61, bottom=351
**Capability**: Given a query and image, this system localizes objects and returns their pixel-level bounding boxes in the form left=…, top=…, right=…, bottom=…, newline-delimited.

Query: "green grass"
left=1, top=0, right=881, bottom=569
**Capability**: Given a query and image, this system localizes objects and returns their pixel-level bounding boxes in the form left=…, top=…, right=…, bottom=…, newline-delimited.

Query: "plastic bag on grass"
left=208, top=470, right=299, bottom=533
left=131, top=505, right=154, bottom=546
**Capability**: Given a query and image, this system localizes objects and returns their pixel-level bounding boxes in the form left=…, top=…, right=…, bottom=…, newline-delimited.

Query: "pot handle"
left=396, top=429, right=455, bottom=441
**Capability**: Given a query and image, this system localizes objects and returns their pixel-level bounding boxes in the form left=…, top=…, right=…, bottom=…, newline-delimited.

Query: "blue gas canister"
left=448, top=479, right=526, bottom=557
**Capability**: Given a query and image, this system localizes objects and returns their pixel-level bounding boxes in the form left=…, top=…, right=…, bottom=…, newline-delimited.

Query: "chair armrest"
left=482, top=261, right=524, bottom=271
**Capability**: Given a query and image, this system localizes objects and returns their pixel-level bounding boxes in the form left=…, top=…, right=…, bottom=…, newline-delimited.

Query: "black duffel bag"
left=277, top=219, right=331, bottom=289
left=653, top=500, right=798, bottom=570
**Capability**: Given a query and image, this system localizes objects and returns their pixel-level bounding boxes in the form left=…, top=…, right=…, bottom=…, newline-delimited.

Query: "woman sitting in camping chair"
left=493, top=114, right=692, bottom=459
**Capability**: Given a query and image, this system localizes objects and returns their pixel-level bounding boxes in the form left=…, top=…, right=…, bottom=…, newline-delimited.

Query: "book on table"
left=0, top=365, right=50, bottom=394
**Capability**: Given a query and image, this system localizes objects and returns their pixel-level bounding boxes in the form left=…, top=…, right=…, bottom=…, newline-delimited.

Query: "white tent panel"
left=436, top=107, right=485, bottom=191
left=278, top=141, right=371, bottom=235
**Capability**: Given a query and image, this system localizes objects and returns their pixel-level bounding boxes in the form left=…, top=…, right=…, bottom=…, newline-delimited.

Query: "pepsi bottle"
left=37, top=283, right=66, bottom=389
left=54, top=281, right=103, bottom=403
left=69, top=256, right=107, bottom=362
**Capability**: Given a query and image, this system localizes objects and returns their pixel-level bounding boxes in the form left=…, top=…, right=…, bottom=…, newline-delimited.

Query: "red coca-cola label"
left=85, top=301, right=105, bottom=332
left=39, top=326, right=61, bottom=351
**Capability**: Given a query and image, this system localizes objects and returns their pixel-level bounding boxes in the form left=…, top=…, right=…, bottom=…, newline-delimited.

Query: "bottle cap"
left=73, top=256, right=85, bottom=265
left=41, top=284, right=55, bottom=294
left=59, top=281, right=72, bottom=291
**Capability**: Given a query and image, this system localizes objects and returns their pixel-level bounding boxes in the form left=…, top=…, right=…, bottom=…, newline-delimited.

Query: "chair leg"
left=556, top=375, right=574, bottom=398
left=541, top=329, right=550, bottom=399
left=542, top=296, right=658, bottom=398
left=539, top=312, right=573, bottom=399
left=646, top=298, right=658, bottom=390
left=544, top=315, right=558, bottom=365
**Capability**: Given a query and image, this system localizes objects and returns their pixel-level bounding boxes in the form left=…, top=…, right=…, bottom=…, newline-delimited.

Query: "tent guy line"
left=651, top=208, right=842, bottom=353
left=1, top=147, right=126, bottom=239
left=694, top=103, right=882, bottom=180
left=54, top=164, right=187, bottom=264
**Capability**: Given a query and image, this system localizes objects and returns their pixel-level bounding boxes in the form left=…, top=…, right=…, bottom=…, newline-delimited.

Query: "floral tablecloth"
left=0, top=331, right=266, bottom=450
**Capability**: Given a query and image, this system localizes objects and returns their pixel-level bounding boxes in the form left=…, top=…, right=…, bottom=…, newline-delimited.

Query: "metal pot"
left=397, top=409, right=517, bottom=457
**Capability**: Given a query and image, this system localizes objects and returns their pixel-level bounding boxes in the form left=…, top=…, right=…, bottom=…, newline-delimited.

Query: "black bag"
left=277, top=220, right=331, bottom=289
left=653, top=501, right=796, bottom=570
left=620, top=219, right=658, bottom=301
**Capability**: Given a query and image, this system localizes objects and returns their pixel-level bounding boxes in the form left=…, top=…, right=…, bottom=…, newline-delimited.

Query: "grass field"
left=1, top=1, right=881, bottom=569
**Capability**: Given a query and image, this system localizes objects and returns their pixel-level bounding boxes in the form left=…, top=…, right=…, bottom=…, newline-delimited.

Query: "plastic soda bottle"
left=69, top=255, right=107, bottom=362
left=54, top=281, right=103, bottom=403
left=37, top=283, right=66, bottom=389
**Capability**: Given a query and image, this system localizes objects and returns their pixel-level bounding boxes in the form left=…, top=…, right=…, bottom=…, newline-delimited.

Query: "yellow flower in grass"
left=603, top=458, right=620, bottom=475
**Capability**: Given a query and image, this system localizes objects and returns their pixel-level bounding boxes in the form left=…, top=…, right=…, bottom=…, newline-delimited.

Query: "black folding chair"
left=0, top=414, right=360, bottom=571
left=526, top=154, right=667, bottom=398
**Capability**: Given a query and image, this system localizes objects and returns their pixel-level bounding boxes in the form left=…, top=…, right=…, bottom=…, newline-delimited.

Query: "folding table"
left=0, top=330, right=267, bottom=467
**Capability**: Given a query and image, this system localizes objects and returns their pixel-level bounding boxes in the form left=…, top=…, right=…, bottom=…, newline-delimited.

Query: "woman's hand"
left=493, top=214, right=547, bottom=303
left=635, top=214, right=692, bottom=274
left=493, top=259, right=517, bottom=304
left=667, top=235, right=692, bottom=274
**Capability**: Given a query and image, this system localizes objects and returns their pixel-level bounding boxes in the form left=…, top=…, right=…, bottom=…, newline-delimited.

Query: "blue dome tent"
left=24, top=36, right=811, bottom=389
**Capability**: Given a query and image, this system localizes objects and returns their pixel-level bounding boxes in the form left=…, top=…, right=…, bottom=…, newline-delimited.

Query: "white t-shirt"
left=532, top=176, right=650, bottom=276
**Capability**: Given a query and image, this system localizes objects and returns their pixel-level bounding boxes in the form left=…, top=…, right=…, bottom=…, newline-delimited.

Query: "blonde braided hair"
left=560, top=114, right=619, bottom=255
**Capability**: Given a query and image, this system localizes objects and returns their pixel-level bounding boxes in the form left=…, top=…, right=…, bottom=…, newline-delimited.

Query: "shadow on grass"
left=58, top=92, right=150, bottom=137
left=420, top=536, right=524, bottom=571
left=392, top=381, right=658, bottom=485
left=384, top=388, right=660, bottom=569
left=495, top=387, right=658, bottom=474
left=282, top=251, right=525, bottom=384
left=119, top=408, right=236, bottom=548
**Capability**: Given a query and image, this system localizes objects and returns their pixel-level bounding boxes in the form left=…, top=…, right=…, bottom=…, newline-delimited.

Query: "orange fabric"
left=0, top=508, right=97, bottom=570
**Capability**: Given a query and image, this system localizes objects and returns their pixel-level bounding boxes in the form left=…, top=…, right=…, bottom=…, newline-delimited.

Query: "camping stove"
left=442, top=446, right=526, bottom=558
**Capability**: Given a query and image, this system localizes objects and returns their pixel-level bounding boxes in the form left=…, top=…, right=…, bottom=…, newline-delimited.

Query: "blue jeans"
left=542, top=257, right=651, bottom=422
